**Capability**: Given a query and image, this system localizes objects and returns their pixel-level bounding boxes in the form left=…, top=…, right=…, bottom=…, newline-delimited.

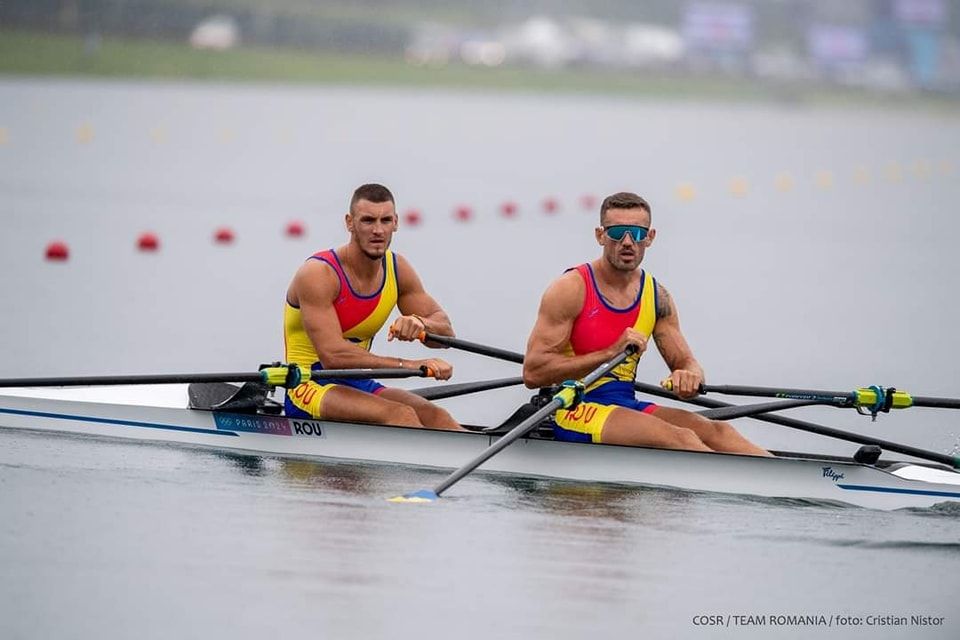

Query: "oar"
left=697, top=399, right=832, bottom=421
left=409, top=377, right=524, bottom=401
left=419, top=335, right=960, bottom=468
left=679, top=382, right=960, bottom=412
left=420, top=332, right=524, bottom=364
left=0, top=365, right=434, bottom=389
left=420, top=332, right=812, bottom=415
left=389, top=347, right=636, bottom=502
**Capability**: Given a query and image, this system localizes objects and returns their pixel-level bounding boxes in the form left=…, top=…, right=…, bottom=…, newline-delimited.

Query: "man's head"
left=346, top=183, right=397, bottom=260
left=595, top=192, right=655, bottom=272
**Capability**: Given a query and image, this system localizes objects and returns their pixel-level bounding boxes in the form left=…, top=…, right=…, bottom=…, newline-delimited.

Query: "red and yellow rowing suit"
left=284, top=249, right=398, bottom=417
left=553, top=263, right=659, bottom=443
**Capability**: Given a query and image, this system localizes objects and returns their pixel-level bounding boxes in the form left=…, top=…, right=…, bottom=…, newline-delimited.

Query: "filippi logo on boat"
left=821, top=466, right=845, bottom=482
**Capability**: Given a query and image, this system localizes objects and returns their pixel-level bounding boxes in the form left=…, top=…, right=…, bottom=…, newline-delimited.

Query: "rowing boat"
left=1, top=383, right=958, bottom=511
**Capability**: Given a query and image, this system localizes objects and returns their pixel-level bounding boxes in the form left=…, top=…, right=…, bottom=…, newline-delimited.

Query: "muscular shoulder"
left=291, top=258, right=339, bottom=305
left=539, top=270, right=586, bottom=322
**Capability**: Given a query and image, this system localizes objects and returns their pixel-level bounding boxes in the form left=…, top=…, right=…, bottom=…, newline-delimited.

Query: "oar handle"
left=660, top=378, right=706, bottom=395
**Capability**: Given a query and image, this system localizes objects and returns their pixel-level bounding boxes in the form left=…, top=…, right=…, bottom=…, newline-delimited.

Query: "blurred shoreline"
left=3, top=29, right=959, bottom=113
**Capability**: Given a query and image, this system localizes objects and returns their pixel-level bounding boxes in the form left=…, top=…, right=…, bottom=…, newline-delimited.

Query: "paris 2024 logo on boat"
left=213, top=414, right=326, bottom=438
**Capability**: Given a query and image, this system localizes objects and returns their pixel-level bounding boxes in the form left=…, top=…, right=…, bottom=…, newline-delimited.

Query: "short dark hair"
left=350, top=183, right=395, bottom=213
left=600, top=192, right=651, bottom=224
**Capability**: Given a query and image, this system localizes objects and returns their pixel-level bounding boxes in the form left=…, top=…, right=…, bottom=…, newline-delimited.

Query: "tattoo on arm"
left=656, top=283, right=673, bottom=319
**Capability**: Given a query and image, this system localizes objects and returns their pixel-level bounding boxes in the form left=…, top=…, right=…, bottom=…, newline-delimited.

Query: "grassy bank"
left=0, top=29, right=955, bottom=110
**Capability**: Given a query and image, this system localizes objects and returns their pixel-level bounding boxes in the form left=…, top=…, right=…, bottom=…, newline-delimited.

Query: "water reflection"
left=215, top=451, right=268, bottom=476
left=211, top=450, right=387, bottom=494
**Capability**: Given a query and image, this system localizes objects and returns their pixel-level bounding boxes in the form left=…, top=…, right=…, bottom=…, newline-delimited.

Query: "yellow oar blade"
left=387, top=489, right=439, bottom=504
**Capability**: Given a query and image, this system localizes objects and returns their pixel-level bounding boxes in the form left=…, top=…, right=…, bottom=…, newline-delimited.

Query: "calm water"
left=1, top=78, right=960, bottom=638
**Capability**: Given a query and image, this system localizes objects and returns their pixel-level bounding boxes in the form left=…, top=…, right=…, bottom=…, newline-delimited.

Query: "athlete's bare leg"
left=652, top=407, right=771, bottom=456
left=378, top=388, right=462, bottom=430
left=599, top=407, right=714, bottom=451
left=317, top=385, right=423, bottom=427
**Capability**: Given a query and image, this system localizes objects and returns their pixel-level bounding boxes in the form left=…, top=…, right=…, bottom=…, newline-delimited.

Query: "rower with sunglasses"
left=522, top=192, right=769, bottom=455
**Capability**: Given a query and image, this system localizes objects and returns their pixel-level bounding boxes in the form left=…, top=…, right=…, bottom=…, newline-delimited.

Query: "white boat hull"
left=1, top=386, right=959, bottom=511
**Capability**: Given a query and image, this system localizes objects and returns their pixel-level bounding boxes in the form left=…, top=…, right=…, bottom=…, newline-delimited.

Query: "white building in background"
left=622, top=24, right=685, bottom=67
left=501, top=17, right=580, bottom=68
left=189, top=15, right=240, bottom=51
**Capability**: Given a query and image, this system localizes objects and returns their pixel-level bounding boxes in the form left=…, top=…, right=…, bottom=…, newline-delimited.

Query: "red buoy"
left=500, top=201, right=518, bottom=218
left=454, top=205, right=472, bottom=222
left=45, top=241, right=69, bottom=261
left=214, top=227, right=235, bottom=244
left=137, top=232, right=159, bottom=252
left=403, top=209, right=422, bottom=226
left=542, top=197, right=559, bottom=214
left=580, top=194, right=597, bottom=211
left=285, top=220, right=305, bottom=238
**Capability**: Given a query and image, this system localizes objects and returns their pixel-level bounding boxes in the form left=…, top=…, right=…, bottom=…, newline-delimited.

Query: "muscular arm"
left=294, top=260, right=408, bottom=370
left=394, top=253, right=454, bottom=338
left=523, top=272, right=622, bottom=388
left=651, top=281, right=705, bottom=381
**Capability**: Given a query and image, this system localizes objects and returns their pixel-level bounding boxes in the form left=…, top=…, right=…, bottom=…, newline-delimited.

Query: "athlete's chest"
left=593, top=278, right=642, bottom=309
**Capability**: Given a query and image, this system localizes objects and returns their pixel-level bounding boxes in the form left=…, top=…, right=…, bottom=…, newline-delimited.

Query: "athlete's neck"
left=593, top=258, right=640, bottom=290
left=337, top=243, right=384, bottom=280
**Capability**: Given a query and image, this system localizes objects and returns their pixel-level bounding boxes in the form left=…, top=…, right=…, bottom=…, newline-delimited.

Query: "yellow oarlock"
left=259, top=364, right=312, bottom=388
left=854, top=387, right=914, bottom=410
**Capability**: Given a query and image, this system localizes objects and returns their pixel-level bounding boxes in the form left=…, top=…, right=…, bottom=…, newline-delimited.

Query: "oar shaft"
left=0, top=366, right=428, bottom=389
left=754, top=416, right=960, bottom=469
left=702, top=384, right=855, bottom=404
left=912, top=395, right=960, bottom=410
left=433, top=398, right=561, bottom=496
left=410, top=377, right=524, bottom=401
left=429, top=348, right=634, bottom=498
left=422, top=333, right=524, bottom=364
left=697, top=399, right=830, bottom=421
left=697, top=383, right=960, bottom=412
left=0, top=372, right=265, bottom=387
left=323, top=367, right=426, bottom=380
left=639, top=382, right=959, bottom=468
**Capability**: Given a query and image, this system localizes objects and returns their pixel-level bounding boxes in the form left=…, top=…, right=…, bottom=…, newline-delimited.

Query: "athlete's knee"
left=420, top=404, right=459, bottom=429
left=389, top=403, right=422, bottom=427
left=704, top=420, right=738, bottom=442
left=364, top=401, right=421, bottom=427
left=673, top=427, right=708, bottom=449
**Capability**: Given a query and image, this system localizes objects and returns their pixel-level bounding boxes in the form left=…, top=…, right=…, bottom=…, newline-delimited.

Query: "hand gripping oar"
left=388, top=347, right=636, bottom=503
left=0, top=364, right=435, bottom=389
